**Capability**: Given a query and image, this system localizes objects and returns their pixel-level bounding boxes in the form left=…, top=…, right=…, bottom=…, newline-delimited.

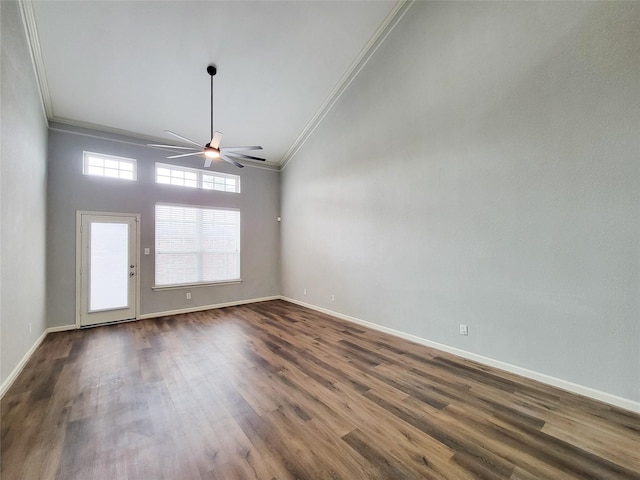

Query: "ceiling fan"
left=148, top=65, right=265, bottom=169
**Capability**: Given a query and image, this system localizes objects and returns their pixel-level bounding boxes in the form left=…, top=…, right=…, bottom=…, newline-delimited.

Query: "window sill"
left=152, top=279, right=242, bottom=291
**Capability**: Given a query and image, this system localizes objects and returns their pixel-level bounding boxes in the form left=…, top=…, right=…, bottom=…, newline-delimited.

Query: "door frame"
left=75, top=210, right=141, bottom=328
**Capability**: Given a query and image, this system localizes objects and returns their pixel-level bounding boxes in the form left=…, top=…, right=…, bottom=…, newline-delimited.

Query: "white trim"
left=4, top=297, right=637, bottom=414
left=280, top=296, right=640, bottom=414
left=75, top=211, right=141, bottom=328
left=0, top=324, right=76, bottom=399
left=19, top=0, right=411, bottom=172
left=280, top=0, right=413, bottom=170
left=19, top=0, right=52, bottom=122
left=154, top=203, right=241, bottom=287
left=83, top=151, right=137, bottom=181
left=0, top=295, right=278, bottom=398
left=49, top=122, right=282, bottom=171
left=152, top=280, right=242, bottom=291
left=47, top=324, right=77, bottom=333
left=0, top=329, right=47, bottom=399
left=138, top=295, right=280, bottom=320
left=155, top=202, right=239, bottom=212
left=156, top=162, right=241, bottom=193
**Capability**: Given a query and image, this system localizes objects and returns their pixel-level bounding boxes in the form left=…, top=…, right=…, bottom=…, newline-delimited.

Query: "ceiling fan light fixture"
left=204, top=146, right=220, bottom=159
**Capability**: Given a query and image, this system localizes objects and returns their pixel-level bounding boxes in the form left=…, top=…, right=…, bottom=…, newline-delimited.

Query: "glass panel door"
left=90, top=222, right=129, bottom=311
left=79, top=213, right=138, bottom=326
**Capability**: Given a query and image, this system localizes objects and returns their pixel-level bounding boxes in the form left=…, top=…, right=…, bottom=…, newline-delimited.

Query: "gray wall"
left=1, top=1, right=49, bottom=384
left=281, top=2, right=640, bottom=402
left=47, top=125, right=280, bottom=327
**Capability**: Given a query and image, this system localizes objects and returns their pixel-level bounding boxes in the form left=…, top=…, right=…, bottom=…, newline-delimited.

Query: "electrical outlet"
left=331, top=294, right=335, bottom=301
left=459, top=324, right=468, bottom=336
left=303, top=288, right=307, bottom=295
left=186, top=292, right=191, bottom=300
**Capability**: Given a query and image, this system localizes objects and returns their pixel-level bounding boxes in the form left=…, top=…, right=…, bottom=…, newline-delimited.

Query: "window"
left=156, top=163, right=240, bottom=193
left=83, top=152, right=136, bottom=180
left=202, top=172, right=240, bottom=193
left=155, top=204, right=240, bottom=287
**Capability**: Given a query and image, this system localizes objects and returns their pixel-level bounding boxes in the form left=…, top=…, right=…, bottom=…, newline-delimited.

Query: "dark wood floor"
left=1, top=300, right=639, bottom=479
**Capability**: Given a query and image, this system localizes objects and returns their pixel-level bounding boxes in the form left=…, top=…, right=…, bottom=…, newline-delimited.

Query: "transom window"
left=83, top=152, right=137, bottom=180
left=155, top=203, right=241, bottom=287
left=156, top=163, right=240, bottom=193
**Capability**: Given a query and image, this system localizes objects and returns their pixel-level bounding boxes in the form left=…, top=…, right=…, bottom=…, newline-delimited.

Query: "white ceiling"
left=26, top=1, right=404, bottom=168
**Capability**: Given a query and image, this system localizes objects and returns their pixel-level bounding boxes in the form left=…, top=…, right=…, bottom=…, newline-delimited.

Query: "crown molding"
left=279, top=0, right=414, bottom=170
left=17, top=0, right=412, bottom=172
left=19, top=0, right=53, bottom=123
left=49, top=119, right=281, bottom=171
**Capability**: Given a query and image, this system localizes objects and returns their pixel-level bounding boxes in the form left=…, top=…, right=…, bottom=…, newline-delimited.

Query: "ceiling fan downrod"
left=207, top=65, right=216, bottom=141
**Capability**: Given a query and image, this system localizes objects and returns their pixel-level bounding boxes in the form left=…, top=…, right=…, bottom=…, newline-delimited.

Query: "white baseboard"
left=47, top=324, right=77, bottom=333
left=0, top=296, right=278, bottom=399
left=137, top=295, right=281, bottom=320
left=0, top=324, right=78, bottom=398
left=280, top=296, right=640, bottom=414
left=5, top=297, right=638, bottom=415
left=1, top=330, right=47, bottom=398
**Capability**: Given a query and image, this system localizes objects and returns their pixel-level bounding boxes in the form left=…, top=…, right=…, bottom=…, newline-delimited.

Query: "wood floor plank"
left=2, top=299, right=639, bottom=479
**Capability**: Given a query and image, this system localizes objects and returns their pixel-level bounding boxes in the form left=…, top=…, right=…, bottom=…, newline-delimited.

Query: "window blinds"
left=155, top=204, right=240, bottom=286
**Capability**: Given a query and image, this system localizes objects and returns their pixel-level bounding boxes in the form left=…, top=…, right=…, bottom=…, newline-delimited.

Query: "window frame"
left=83, top=151, right=137, bottom=181
left=153, top=203, right=241, bottom=290
left=155, top=163, right=241, bottom=193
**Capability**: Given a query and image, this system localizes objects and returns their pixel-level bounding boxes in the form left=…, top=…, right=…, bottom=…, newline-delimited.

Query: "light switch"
left=144, top=248, right=150, bottom=255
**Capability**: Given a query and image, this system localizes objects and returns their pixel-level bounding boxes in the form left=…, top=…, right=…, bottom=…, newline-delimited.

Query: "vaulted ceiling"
left=24, top=1, right=406, bottom=167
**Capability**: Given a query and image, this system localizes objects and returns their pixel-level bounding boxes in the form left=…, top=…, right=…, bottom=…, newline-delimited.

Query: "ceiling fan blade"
left=164, top=130, right=203, bottom=148
left=148, top=144, right=200, bottom=150
left=167, top=151, right=204, bottom=159
left=221, top=145, right=263, bottom=152
left=204, top=157, right=213, bottom=168
left=225, top=152, right=266, bottom=162
left=222, top=155, right=244, bottom=168
left=210, top=131, right=223, bottom=149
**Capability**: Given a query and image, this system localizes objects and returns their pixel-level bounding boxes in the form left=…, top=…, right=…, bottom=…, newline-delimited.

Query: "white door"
left=78, top=213, right=139, bottom=327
